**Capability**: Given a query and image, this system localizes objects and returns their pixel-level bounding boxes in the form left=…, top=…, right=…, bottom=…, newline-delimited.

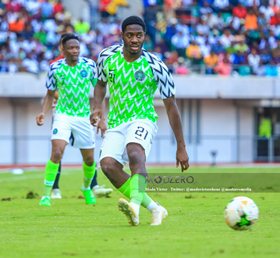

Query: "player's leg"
left=39, top=139, right=67, bottom=206
left=99, top=126, right=130, bottom=188
left=51, top=161, right=62, bottom=199
left=100, top=156, right=141, bottom=225
left=90, top=170, right=97, bottom=188
left=100, top=122, right=164, bottom=225
left=39, top=114, right=71, bottom=206
left=125, top=119, right=168, bottom=225
left=80, top=148, right=96, bottom=205
left=72, top=116, right=97, bottom=205
left=100, top=155, right=164, bottom=225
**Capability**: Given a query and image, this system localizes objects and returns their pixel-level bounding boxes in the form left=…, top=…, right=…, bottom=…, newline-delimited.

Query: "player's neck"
left=66, top=59, right=78, bottom=66
left=123, top=49, right=142, bottom=62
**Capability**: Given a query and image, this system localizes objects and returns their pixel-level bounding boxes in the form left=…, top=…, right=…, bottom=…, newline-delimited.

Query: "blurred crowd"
left=0, top=0, right=279, bottom=76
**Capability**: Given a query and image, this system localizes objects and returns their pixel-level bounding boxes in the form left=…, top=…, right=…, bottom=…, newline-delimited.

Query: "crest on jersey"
left=80, top=70, right=88, bottom=78
left=134, top=70, right=145, bottom=81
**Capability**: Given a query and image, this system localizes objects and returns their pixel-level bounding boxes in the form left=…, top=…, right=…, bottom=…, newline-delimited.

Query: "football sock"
left=118, top=177, right=156, bottom=210
left=83, top=162, right=95, bottom=189
left=130, top=174, right=146, bottom=205
left=118, top=177, right=131, bottom=198
left=44, top=160, right=60, bottom=196
left=52, top=162, right=61, bottom=189
left=146, top=199, right=158, bottom=212
left=90, top=169, right=98, bottom=189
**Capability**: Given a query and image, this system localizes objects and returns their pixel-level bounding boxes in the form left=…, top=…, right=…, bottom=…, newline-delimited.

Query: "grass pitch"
left=0, top=166, right=279, bottom=258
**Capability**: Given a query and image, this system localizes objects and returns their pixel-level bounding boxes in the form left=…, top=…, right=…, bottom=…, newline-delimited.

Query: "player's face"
left=122, top=24, right=145, bottom=56
left=62, top=39, right=80, bottom=63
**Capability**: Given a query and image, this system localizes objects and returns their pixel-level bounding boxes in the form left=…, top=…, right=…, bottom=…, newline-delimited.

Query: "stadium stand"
left=0, top=0, right=279, bottom=76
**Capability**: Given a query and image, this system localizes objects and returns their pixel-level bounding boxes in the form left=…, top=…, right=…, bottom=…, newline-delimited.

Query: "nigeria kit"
left=97, top=45, right=175, bottom=163
left=46, top=57, right=97, bottom=148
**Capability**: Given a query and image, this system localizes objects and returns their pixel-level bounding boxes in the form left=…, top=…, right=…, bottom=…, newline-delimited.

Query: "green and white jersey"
left=46, top=57, right=97, bottom=117
left=97, top=45, right=175, bottom=128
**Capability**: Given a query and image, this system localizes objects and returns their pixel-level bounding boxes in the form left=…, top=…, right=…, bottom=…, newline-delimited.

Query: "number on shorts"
left=135, top=126, right=148, bottom=140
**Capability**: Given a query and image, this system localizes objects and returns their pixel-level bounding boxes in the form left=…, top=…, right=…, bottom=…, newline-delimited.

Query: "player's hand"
left=90, top=109, right=102, bottom=126
left=176, top=146, right=189, bottom=172
left=97, top=119, right=107, bottom=137
left=36, top=112, right=45, bottom=126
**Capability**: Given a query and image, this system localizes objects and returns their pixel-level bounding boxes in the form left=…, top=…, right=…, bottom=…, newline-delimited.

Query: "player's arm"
left=91, top=80, right=107, bottom=126
left=36, top=90, right=55, bottom=126
left=163, top=97, right=189, bottom=172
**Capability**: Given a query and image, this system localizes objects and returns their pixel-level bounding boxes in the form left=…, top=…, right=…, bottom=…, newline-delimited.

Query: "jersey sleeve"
left=45, top=63, right=58, bottom=91
left=84, top=57, right=98, bottom=87
left=97, top=45, right=121, bottom=83
left=143, top=50, right=176, bottom=99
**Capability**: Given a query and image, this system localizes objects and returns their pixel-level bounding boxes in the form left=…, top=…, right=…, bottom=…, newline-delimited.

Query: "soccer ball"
left=224, top=196, right=259, bottom=230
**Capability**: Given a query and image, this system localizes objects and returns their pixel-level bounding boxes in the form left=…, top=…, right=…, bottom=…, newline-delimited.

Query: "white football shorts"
left=99, top=119, right=158, bottom=164
left=51, top=114, right=95, bottom=149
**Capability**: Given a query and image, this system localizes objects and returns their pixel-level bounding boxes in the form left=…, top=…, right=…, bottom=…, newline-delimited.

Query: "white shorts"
left=51, top=114, right=95, bottom=149
left=99, top=119, right=158, bottom=165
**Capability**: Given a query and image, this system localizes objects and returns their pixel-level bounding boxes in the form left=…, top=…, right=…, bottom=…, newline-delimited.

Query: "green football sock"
left=44, top=160, right=60, bottom=196
left=118, top=177, right=153, bottom=208
left=130, top=174, right=146, bottom=205
left=83, top=162, right=95, bottom=189
left=142, top=192, right=153, bottom=208
left=118, top=178, right=131, bottom=198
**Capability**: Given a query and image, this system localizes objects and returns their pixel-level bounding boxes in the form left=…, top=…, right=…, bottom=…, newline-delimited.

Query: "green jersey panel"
left=46, top=57, right=97, bottom=117
left=97, top=45, right=175, bottom=128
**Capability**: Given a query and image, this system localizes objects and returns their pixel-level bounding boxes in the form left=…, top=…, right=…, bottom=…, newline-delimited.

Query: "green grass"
left=0, top=166, right=280, bottom=258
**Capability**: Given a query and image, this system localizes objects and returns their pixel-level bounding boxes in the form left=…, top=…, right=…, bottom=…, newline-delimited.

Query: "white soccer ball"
left=224, top=196, right=259, bottom=230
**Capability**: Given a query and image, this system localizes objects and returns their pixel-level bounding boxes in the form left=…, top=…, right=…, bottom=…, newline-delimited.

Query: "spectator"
left=8, top=16, right=25, bottom=36
left=40, top=0, right=54, bottom=19
left=0, top=0, right=279, bottom=76
left=204, top=50, right=219, bottom=74
left=248, top=48, right=261, bottom=75
left=219, top=28, right=234, bottom=49
left=171, top=30, right=189, bottom=57
left=244, top=8, right=258, bottom=31
left=270, top=9, right=280, bottom=25
left=74, top=18, right=90, bottom=34
left=175, top=57, right=190, bottom=75
left=232, top=3, right=247, bottom=19
left=272, top=39, right=280, bottom=63
left=214, top=54, right=232, bottom=76
left=53, top=0, right=64, bottom=15
left=234, top=37, right=249, bottom=54
left=164, top=18, right=178, bottom=50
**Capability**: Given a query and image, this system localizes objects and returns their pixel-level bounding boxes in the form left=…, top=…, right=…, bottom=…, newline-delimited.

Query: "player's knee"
left=51, top=150, right=63, bottom=162
left=83, top=156, right=94, bottom=166
left=127, top=149, right=145, bottom=165
left=100, top=158, right=115, bottom=175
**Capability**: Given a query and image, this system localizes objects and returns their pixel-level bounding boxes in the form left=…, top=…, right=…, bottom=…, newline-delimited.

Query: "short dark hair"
left=59, top=33, right=73, bottom=44
left=61, top=33, right=79, bottom=45
left=121, top=16, right=146, bottom=32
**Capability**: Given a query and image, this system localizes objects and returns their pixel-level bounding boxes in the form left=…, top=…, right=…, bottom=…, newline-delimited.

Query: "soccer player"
left=36, top=33, right=104, bottom=207
left=49, top=33, right=113, bottom=200
left=91, top=16, right=189, bottom=226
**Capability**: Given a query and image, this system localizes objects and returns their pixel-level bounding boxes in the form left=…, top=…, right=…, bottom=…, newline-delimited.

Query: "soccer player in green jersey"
left=92, top=16, right=189, bottom=226
left=36, top=33, right=102, bottom=207
left=49, top=33, right=113, bottom=200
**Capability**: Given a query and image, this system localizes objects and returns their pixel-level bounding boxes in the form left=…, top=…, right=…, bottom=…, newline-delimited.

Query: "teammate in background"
left=36, top=33, right=102, bottom=207
left=50, top=33, right=113, bottom=199
left=92, top=16, right=189, bottom=226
